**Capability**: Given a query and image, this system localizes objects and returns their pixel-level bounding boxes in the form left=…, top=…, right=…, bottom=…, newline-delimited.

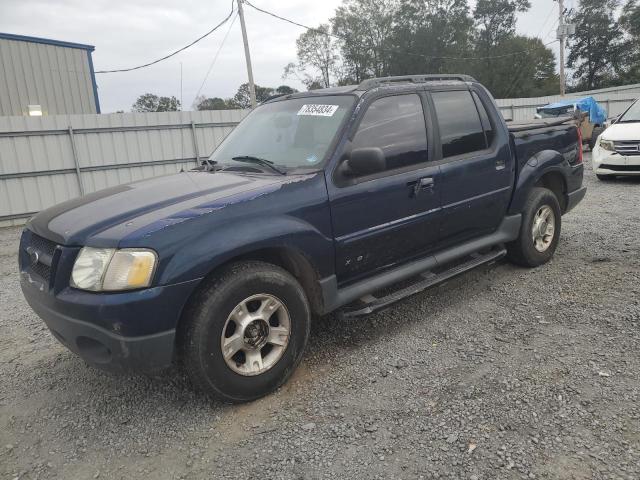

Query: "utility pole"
left=237, top=0, right=257, bottom=108
left=557, top=0, right=566, bottom=96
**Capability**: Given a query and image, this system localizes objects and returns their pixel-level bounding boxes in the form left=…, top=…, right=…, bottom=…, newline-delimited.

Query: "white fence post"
left=67, top=126, right=85, bottom=196
left=191, top=121, right=200, bottom=167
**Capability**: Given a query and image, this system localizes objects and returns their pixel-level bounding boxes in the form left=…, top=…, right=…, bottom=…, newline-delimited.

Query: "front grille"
left=30, top=260, right=52, bottom=281
left=600, top=164, right=640, bottom=172
left=30, top=233, right=57, bottom=258
left=24, top=233, right=59, bottom=283
left=614, top=141, right=640, bottom=156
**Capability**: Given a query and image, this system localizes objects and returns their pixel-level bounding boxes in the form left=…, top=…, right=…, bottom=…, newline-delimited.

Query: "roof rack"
left=261, top=93, right=288, bottom=103
left=357, top=74, right=476, bottom=90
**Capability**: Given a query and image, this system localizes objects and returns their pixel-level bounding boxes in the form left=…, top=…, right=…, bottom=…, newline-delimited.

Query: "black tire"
left=507, top=187, right=562, bottom=268
left=590, top=126, right=604, bottom=151
left=596, top=174, right=614, bottom=181
left=180, top=261, right=311, bottom=403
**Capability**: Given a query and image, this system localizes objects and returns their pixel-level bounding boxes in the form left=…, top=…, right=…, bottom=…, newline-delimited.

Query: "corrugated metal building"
left=0, top=33, right=100, bottom=116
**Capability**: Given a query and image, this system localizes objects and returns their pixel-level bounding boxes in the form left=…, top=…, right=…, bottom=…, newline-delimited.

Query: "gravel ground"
left=1, top=153, right=639, bottom=480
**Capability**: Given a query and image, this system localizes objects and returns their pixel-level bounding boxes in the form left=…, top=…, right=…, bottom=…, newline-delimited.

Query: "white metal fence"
left=495, top=83, right=640, bottom=122
left=1, top=83, right=639, bottom=226
left=0, top=110, right=247, bottom=226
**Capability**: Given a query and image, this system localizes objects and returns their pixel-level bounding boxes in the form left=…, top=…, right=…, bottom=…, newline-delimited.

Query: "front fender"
left=157, top=215, right=335, bottom=285
left=508, top=150, right=568, bottom=214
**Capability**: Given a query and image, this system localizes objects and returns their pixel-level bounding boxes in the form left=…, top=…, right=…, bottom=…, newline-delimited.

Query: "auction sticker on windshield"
left=297, top=104, right=339, bottom=116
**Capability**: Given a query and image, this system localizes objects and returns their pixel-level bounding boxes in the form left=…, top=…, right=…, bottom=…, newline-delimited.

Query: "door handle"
left=419, top=177, right=434, bottom=187
left=408, top=177, right=434, bottom=197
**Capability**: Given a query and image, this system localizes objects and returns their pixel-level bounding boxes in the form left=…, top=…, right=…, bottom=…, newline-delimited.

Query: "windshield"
left=537, top=105, right=575, bottom=118
left=209, top=95, right=355, bottom=172
left=618, top=100, right=640, bottom=123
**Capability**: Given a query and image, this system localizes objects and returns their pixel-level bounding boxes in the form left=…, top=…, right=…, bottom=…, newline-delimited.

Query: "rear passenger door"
left=428, top=88, right=513, bottom=246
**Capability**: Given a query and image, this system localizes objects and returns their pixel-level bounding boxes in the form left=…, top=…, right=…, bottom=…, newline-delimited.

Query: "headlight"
left=71, top=247, right=157, bottom=291
left=599, top=139, right=615, bottom=151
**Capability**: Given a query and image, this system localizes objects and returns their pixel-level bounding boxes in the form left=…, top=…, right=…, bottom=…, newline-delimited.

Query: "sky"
left=0, top=0, right=570, bottom=113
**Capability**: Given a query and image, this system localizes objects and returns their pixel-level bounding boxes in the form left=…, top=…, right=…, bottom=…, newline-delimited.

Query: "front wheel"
left=507, top=187, right=562, bottom=268
left=180, top=261, right=311, bottom=403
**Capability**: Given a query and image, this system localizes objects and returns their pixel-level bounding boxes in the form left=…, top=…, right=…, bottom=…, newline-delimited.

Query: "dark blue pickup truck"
left=20, top=75, right=586, bottom=402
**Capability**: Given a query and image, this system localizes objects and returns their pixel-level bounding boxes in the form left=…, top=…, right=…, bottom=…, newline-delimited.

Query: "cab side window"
left=431, top=90, right=487, bottom=158
left=352, top=94, right=428, bottom=171
left=472, top=91, right=495, bottom=146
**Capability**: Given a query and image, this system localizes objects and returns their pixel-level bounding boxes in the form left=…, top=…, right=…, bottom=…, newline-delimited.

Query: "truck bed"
left=507, top=116, right=576, bottom=133
left=509, top=116, right=581, bottom=175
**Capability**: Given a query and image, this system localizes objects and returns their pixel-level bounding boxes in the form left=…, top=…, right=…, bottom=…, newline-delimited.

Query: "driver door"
left=327, top=93, right=442, bottom=284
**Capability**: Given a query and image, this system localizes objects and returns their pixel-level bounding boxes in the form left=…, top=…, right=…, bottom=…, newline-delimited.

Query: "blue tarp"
left=539, top=96, right=607, bottom=124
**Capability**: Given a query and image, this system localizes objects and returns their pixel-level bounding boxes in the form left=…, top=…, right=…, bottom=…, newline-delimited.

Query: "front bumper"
left=21, top=273, right=200, bottom=372
left=592, top=145, right=640, bottom=176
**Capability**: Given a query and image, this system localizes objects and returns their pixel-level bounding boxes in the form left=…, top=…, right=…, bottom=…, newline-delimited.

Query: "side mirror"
left=345, top=147, right=386, bottom=176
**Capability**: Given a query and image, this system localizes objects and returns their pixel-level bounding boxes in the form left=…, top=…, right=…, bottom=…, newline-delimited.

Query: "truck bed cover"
left=507, top=116, right=576, bottom=133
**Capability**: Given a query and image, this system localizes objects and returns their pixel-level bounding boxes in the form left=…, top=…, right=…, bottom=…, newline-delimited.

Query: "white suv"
left=592, top=99, right=640, bottom=180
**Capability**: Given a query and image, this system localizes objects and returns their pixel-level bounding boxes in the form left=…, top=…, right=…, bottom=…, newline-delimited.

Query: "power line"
left=243, top=0, right=558, bottom=62
left=544, top=18, right=559, bottom=41
left=193, top=12, right=238, bottom=103
left=538, top=4, right=557, bottom=38
left=95, top=0, right=235, bottom=74
left=244, top=0, right=342, bottom=40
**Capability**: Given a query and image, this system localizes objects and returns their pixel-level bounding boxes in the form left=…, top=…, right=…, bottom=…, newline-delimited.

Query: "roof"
left=0, top=32, right=95, bottom=52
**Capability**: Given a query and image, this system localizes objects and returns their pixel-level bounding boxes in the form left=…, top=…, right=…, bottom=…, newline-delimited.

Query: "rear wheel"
left=507, top=187, right=562, bottom=267
left=180, top=261, right=311, bottom=403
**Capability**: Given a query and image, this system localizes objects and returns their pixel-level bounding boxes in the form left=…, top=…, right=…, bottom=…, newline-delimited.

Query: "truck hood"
left=602, top=122, right=640, bottom=141
left=27, top=171, right=290, bottom=246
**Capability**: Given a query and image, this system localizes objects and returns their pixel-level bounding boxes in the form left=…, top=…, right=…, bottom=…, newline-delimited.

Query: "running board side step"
left=338, top=248, right=507, bottom=318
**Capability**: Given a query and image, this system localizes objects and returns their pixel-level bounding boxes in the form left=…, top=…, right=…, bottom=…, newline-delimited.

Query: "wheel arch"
left=509, top=150, right=569, bottom=215
left=534, top=171, right=567, bottom=213
left=176, top=244, right=326, bottom=330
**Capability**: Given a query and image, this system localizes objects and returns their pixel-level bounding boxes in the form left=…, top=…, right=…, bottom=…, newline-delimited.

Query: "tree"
left=232, top=83, right=277, bottom=108
left=195, top=84, right=298, bottom=111
left=389, top=0, right=474, bottom=75
left=131, top=93, right=181, bottom=112
left=483, top=36, right=558, bottom=98
left=275, top=85, right=298, bottom=95
left=472, top=0, right=530, bottom=95
left=474, top=0, right=530, bottom=47
left=331, top=0, right=397, bottom=82
left=193, top=95, right=237, bottom=110
left=619, top=0, right=640, bottom=83
left=567, top=0, right=626, bottom=90
left=289, top=24, right=340, bottom=88
left=621, top=0, right=640, bottom=39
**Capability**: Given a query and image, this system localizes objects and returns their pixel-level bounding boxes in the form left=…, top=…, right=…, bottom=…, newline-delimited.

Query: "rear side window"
left=352, top=94, right=428, bottom=171
left=472, top=92, right=495, bottom=146
left=432, top=91, right=486, bottom=158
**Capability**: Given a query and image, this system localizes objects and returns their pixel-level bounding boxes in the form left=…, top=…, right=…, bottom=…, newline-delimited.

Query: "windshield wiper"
left=231, top=156, right=286, bottom=175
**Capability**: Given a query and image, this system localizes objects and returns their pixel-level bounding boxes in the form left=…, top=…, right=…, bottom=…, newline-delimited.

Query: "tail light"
left=576, top=126, right=583, bottom=164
